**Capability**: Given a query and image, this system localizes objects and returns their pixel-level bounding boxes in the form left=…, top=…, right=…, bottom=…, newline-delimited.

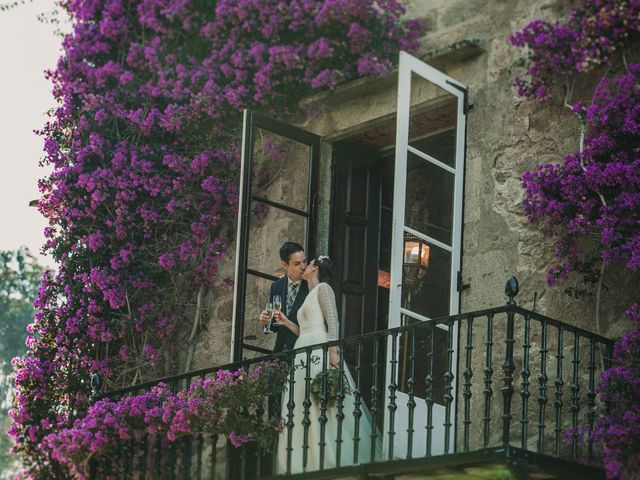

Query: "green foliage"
left=0, top=248, right=44, bottom=478
left=0, top=247, right=44, bottom=374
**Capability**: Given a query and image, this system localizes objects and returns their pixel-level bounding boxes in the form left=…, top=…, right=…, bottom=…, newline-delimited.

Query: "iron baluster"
left=554, top=326, right=565, bottom=456
left=154, top=435, right=162, bottom=479
left=444, top=321, right=455, bottom=454
left=406, top=327, right=417, bottom=459
left=302, top=348, right=312, bottom=471
left=169, top=438, right=177, bottom=480
left=183, top=437, right=193, bottom=480
left=387, top=330, right=399, bottom=460
left=141, top=433, right=149, bottom=480
left=195, top=374, right=205, bottom=480
left=106, top=445, right=114, bottom=478
left=604, top=342, right=614, bottom=417
left=318, top=345, right=329, bottom=470
left=122, top=440, right=130, bottom=480
left=209, top=434, right=218, bottom=480
left=586, top=337, right=597, bottom=461
left=195, top=434, right=203, bottom=480
left=169, top=380, right=179, bottom=480
left=463, top=316, right=474, bottom=452
left=89, top=455, right=97, bottom=480
left=285, top=353, right=296, bottom=475
left=254, top=393, right=264, bottom=478
left=521, top=312, right=532, bottom=450
left=239, top=443, right=246, bottom=480
left=570, top=331, right=581, bottom=461
left=537, top=319, right=549, bottom=454
left=352, top=339, right=363, bottom=464
left=335, top=346, right=346, bottom=467
left=370, top=336, right=380, bottom=462
left=425, top=322, right=435, bottom=457
left=501, top=307, right=516, bottom=447
left=483, top=313, right=494, bottom=448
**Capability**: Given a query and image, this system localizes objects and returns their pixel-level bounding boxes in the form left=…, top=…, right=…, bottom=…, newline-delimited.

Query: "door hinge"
left=457, top=271, right=470, bottom=292
left=446, top=80, right=471, bottom=114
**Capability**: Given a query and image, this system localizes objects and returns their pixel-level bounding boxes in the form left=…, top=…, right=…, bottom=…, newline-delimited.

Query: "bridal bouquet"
left=310, top=369, right=352, bottom=407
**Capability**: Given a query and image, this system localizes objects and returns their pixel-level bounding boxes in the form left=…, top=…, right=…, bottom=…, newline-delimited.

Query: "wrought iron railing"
left=89, top=287, right=613, bottom=479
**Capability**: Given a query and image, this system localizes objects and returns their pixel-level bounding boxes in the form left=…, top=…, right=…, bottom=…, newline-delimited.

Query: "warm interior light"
left=404, top=240, right=430, bottom=268
left=377, top=270, right=390, bottom=289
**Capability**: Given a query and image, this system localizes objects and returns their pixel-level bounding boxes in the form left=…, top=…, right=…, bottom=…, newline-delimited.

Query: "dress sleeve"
left=317, top=283, right=339, bottom=341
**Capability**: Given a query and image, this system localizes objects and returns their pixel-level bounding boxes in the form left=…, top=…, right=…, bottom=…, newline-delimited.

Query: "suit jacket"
left=267, top=276, right=309, bottom=353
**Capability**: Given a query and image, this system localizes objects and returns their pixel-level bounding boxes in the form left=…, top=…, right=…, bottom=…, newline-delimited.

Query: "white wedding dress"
left=276, top=283, right=378, bottom=474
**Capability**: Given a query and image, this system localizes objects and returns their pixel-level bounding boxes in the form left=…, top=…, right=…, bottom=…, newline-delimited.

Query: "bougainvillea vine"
left=10, top=1, right=421, bottom=478
left=44, top=360, right=288, bottom=479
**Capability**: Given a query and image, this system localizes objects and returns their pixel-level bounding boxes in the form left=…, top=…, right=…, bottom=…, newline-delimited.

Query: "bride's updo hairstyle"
left=314, top=255, right=335, bottom=286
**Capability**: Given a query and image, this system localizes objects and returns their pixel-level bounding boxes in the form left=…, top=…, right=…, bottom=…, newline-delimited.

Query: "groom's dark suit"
left=267, top=276, right=309, bottom=352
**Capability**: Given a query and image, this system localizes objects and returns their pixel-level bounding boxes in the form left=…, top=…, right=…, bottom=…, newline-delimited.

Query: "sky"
left=0, top=1, right=68, bottom=268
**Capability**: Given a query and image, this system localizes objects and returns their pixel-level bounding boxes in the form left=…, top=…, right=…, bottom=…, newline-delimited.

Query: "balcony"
left=89, top=290, right=612, bottom=480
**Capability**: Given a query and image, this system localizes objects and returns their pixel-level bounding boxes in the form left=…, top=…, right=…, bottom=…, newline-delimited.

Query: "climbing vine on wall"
left=9, top=1, right=421, bottom=478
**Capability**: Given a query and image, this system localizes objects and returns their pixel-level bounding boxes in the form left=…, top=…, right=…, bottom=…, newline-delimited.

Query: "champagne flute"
left=263, top=301, right=274, bottom=334
left=272, top=295, right=282, bottom=324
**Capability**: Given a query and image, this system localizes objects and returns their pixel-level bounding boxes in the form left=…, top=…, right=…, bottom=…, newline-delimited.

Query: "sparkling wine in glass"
left=272, top=295, right=283, bottom=329
left=273, top=295, right=282, bottom=312
left=263, top=301, right=274, bottom=334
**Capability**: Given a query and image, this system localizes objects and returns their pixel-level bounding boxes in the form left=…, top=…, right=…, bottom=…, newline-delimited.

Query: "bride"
left=272, top=255, right=378, bottom=474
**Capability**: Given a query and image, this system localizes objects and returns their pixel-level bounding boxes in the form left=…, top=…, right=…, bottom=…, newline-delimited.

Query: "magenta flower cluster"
left=509, top=0, right=640, bottom=101
left=591, top=305, right=640, bottom=479
left=43, top=360, right=288, bottom=479
left=10, top=1, right=421, bottom=478
left=521, top=64, right=640, bottom=285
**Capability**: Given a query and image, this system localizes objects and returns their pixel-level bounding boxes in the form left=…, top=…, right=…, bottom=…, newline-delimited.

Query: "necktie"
left=286, top=282, right=299, bottom=315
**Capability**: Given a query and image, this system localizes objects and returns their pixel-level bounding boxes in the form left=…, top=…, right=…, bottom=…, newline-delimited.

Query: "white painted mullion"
left=407, top=145, right=456, bottom=174
left=399, top=308, right=450, bottom=331
left=403, top=225, right=453, bottom=252
left=445, top=72, right=466, bottom=458
left=406, top=53, right=465, bottom=98
left=388, top=54, right=412, bottom=331
left=399, top=307, right=431, bottom=323
left=449, top=90, right=466, bottom=316
left=384, top=50, right=412, bottom=460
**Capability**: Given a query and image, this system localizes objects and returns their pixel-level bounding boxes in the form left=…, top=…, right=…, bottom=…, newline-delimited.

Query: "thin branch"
left=184, top=284, right=207, bottom=373
left=595, top=260, right=606, bottom=372
left=254, top=128, right=289, bottom=192
left=563, top=78, right=575, bottom=112
left=577, top=116, right=608, bottom=207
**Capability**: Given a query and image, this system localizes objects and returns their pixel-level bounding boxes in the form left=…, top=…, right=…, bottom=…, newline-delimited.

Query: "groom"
left=259, top=241, right=309, bottom=353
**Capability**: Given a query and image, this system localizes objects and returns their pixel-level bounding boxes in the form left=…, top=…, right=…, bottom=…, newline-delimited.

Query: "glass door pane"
left=250, top=127, right=311, bottom=211
left=232, top=110, right=320, bottom=361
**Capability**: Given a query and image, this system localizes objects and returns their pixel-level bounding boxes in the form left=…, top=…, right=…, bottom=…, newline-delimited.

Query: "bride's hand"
left=328, top=346, right=340, bottom=369
left=274, top=310, right=300, bottom=337
left=273, top=310, right=289, bottom=325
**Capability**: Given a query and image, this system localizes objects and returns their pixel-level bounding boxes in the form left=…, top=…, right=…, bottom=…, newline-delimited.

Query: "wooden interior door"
left=330, top=142, right=391, bottom=410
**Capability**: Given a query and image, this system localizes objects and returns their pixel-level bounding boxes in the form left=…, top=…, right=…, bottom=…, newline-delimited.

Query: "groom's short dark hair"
left=279, top=242, right=304, bottom=263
